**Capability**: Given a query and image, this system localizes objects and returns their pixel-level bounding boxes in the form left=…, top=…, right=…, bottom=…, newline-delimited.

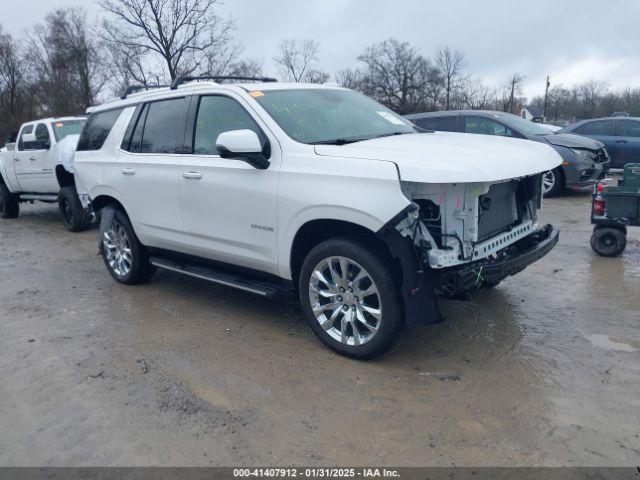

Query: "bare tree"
left=335, top=67, right=365, bottom=90
left=501, top=72, right=524, bottom=113
left=435, top=46, right=465, bottom=110
left=100, top=0, right=234, bottom=81
left=204, top=42, right=263, bottom=78
left=27, top=8, right=105, bottom=115
left=274, top=39, right=321, bottom=82
left=0, top=26, right=34, bottom=142
left=356, top=38, right=439, bottom=114
left=459, top=76, right=493, bottom=110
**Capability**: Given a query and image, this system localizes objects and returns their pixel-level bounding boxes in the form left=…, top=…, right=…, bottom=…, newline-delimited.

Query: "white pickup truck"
left=0, top=116, right=93, bottom=231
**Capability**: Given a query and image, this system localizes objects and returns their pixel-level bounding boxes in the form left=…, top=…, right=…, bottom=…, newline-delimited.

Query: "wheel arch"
left=289, top=219, right=399, bottom=287
left=55, top=165, right=75, bottom=188
left=91, top=194, right=127, bottom=214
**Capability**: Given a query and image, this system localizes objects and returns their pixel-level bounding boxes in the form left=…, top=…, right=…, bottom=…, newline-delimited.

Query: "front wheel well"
left=55, top=165, right=75, bottom=188
left=91, top=195, right=126, bottom=214
left=289, top=219, right=399, bottom=286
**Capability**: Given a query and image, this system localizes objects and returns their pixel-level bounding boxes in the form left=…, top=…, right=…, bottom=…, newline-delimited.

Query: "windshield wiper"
left=375, top=131, right=414, bottom=139
left=313, top=137, right=367, bottom=145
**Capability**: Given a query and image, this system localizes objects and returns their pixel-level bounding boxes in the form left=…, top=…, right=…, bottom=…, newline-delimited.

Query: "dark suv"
left=559, top=117, right=640, bottom=169
left=406, top=110, right=609, bottom=196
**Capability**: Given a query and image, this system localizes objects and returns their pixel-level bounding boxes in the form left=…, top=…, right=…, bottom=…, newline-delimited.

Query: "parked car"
left=405, top=110, right=609, bottom=197
left=611, top=112, right=629, bottom=117
left=558, top=117, right=640, bottom=169
left=538, top=123, right=563, bottom=133
left=0, top=116, right=93, bottom=231
left=75, top=77, right=560, bottom=359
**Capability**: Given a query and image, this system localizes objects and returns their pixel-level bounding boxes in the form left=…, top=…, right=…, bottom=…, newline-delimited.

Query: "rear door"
left=117, top=97, right=189, bottom=249
left=14, top=123, right=56, bottom=192
left=614, top=120, right=640, bottom=167
left=178, top=93, right=281, bottom=274
left=572, top=120, right=619, bottom=166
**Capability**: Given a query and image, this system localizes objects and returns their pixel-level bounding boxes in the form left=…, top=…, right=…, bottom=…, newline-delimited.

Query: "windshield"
left=493, top=112, right=551, bottom=136
left=252, top=89, right=417, bottom=144
left=52, top=119, right=86, bottom=142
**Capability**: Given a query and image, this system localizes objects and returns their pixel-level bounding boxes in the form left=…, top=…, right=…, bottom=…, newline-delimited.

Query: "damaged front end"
left=379, top=173, right=559, bottom=326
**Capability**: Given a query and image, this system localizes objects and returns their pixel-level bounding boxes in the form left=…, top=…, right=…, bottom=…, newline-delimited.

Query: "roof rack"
left=169, top=75, right=278, bottom=90
left=120, top=84, right=168, bottom=99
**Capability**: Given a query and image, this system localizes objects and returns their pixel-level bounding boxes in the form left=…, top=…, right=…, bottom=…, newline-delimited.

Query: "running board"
left=150, top=257, right=294, bottom=299
left=20, top=193, right=58, bottom=202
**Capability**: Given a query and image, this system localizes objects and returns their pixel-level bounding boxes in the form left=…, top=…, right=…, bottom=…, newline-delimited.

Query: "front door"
left=179, top=93, right=280, bottom=274
left=14, top=123, right=56, bottom=193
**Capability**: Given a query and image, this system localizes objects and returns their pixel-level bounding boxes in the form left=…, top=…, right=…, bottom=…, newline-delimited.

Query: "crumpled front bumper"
left=435, top=224, right=559, bottom=298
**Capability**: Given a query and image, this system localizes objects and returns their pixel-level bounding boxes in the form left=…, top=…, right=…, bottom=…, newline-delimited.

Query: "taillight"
left=596, top=182, right=605, bottom=193
left=593, top=196, right=606, bottom=216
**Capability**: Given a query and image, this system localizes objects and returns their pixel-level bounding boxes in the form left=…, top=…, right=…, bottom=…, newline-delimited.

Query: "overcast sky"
left=3, top=0, right=639, bottom=99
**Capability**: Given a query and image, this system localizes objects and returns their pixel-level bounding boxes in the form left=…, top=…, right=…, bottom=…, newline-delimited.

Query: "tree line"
left=2, top=0, right=639, bottom=144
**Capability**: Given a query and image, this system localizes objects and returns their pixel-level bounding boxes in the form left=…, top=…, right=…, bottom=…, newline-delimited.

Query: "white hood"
left=314, top=131, right=562, bottom=183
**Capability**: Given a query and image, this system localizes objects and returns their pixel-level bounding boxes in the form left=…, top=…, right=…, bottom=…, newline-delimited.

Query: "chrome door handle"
left=182, top=172, right=203, bottom=180
left=121, top=168, right=136, bottom=175
left=29, top=156, right=37, bottom=161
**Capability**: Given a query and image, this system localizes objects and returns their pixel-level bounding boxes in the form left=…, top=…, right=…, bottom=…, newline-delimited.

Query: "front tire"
left=100, top=208, right=156, bottom=284
left=542, top=167, right=563, bottom=197
left=298, top=238, right=405, bottom=360
left=58, top=186, right=91, bottom=232
left=591, top=227, right=626, bottom=257
left=0, top=182, right=19, bottom=219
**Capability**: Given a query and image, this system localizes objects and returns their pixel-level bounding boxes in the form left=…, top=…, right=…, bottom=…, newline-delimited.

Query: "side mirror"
left=216, top=129, right=270, bottom=170
left=22, top=133, right=37, bottom=143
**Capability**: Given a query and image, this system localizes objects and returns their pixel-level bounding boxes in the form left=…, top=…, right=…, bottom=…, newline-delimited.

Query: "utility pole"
left=542, top=76, right=551, bottom=121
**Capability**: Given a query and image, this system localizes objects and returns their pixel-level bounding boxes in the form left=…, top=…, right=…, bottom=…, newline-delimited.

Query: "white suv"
left=75, top=76, right=561, bottom=359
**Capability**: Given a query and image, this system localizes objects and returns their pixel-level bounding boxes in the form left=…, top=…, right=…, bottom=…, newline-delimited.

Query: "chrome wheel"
left=542, top=170, right=556, bottom=194
left=308, top=256, right=382, bottom=346
left=102, top=220, right=132, bottom=277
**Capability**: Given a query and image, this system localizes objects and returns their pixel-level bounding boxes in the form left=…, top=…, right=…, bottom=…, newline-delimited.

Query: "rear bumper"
left=435, top=225, right=559, bottom=297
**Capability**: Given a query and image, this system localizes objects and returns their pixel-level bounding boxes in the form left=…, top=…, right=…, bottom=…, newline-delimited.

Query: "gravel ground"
left=0, top=193, right=638, bottom=466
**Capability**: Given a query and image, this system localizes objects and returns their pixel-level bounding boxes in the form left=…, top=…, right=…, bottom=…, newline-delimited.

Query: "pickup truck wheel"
left=299, top=238, right=404, bottom=360
left=58, top=186, right=90, bottom=232
left=0, top=182, right=19, bottom=219
left=101, top=209, right=156, bottom=284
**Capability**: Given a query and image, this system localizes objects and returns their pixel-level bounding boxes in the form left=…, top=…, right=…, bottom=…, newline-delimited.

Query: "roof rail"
left=120, top=84, right=168, bottom=99
left=169, top=75, right=278, bottom=90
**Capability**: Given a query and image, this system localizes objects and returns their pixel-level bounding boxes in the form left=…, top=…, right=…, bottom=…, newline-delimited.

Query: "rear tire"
left=298, top=238, right=405, bottom=360
left=591, top=227, right=626, bottom=257
left=0, top=182, right=19, bottom=219
left=542, top=167, right=563, bottom=197
left=58, top=186, right=91, bottom=232
left=100, top=208, right=156, bottom=284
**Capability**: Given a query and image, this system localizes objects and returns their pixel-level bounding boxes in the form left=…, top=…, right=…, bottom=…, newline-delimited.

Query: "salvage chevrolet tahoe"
left=74, top=77, right=561, bottom=359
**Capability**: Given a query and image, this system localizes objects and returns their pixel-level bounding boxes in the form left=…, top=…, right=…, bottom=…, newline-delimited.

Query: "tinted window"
left=193, top=96, right=265, bottom=155
left=139, top=98, right=188, bottom=154
left=574, top=120, right=614, bottom=136
left=77, top=109, right=124, bottom=151
left=52, top=119, right=86, bottom=141
left=35, top=124, right=50, bottom=141
left=122, top=104, right=148, bottom=153
left=616, top=120, right=640, bottom=138
left=465, top=116, right=515, bottom=137
left=17, top=125, right=33, bottom=151
left=414, top=116, right=458, bottom=132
